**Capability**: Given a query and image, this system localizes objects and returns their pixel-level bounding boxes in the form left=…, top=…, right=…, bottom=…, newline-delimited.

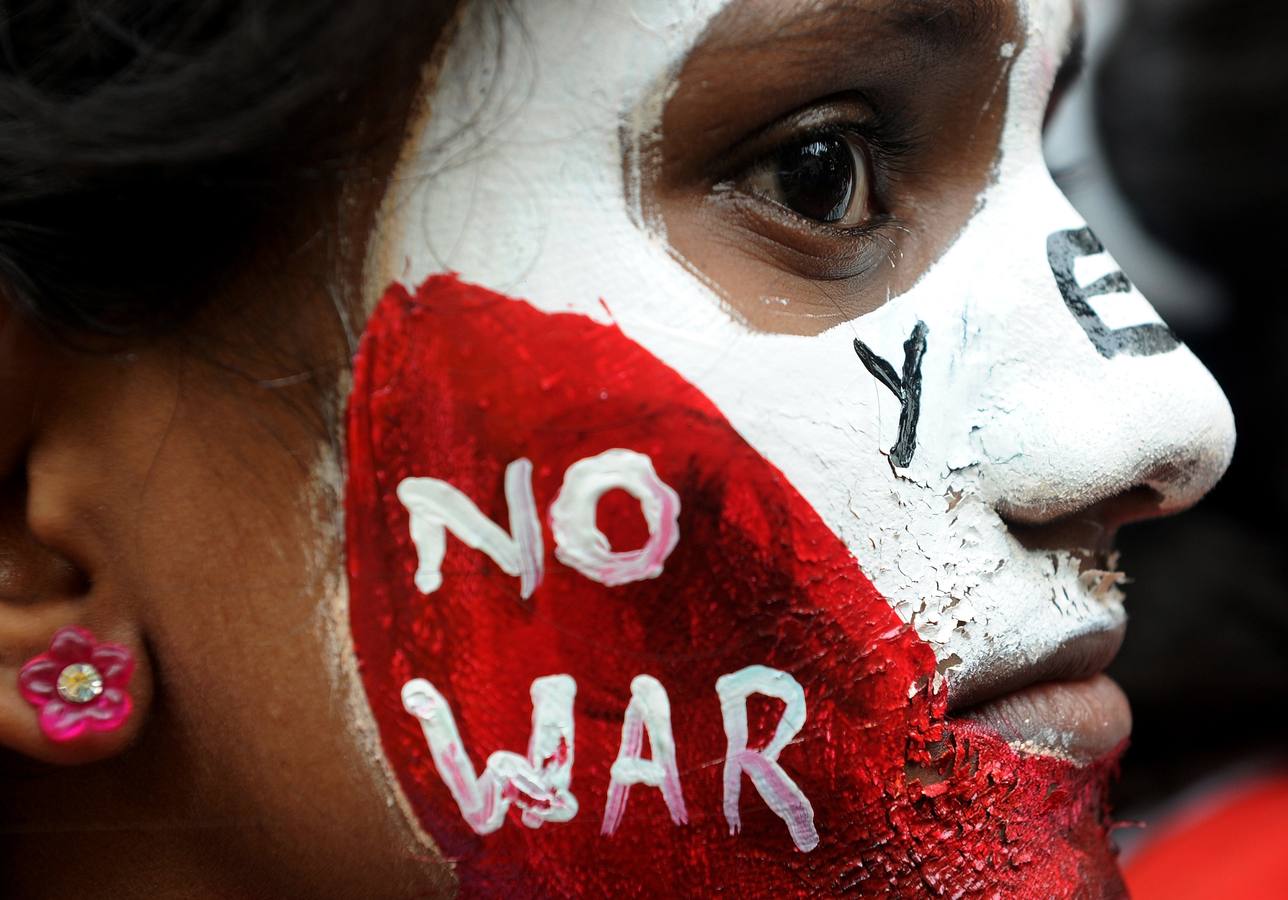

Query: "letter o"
left=550, top=449, right=681, bottom=586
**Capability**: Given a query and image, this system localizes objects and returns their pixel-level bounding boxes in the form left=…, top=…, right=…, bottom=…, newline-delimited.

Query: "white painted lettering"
left=549, top=449, right=680, bottom=586
left=397, top=458, right=544, bottom=598
left=401, top=675, right=578, bottom=834
left=715, top=665, right=819, bottom=852
left=601, top=674, right=688, bottom=835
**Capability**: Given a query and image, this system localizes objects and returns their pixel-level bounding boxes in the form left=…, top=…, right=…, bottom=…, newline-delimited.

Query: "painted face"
left=347, top=0, right=1235, bottom=895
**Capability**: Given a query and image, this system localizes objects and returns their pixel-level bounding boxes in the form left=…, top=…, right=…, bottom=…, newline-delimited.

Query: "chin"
left=912, top=719, right=1130, bottom=898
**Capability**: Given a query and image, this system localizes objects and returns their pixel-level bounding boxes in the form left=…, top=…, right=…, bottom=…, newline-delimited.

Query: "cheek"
left=344, top=275, right=1123, bottom=895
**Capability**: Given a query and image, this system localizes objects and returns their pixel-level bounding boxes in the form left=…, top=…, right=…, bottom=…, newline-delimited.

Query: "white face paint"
left=370, top=0, right=1234, bottom=711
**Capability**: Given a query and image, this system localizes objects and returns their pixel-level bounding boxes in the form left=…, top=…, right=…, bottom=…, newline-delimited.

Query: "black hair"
left=0, top=0, right=453, bottom=337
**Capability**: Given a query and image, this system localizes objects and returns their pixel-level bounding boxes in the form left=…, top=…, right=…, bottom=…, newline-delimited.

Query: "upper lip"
left=941, top=494, right=1141, bottom=713
left=946, top=621, right=1127, bottom=713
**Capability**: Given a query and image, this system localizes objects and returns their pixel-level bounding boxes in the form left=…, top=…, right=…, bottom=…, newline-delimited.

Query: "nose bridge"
left=961, top=180, right=1236, bottom=525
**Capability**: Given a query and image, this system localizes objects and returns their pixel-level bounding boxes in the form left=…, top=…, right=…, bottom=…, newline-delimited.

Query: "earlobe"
left=0, top=472, right=152, bottom=765
left=0, top=306, right=152, bottom=767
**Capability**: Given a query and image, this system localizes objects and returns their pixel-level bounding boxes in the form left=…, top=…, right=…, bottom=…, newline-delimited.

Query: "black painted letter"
left=1047, top=226, right=1179, bottom=358
left=853, top=321, right=928, bottom=468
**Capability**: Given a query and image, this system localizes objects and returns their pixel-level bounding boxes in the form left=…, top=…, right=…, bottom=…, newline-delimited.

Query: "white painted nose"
left=974, top=224, right=1236, bottom=527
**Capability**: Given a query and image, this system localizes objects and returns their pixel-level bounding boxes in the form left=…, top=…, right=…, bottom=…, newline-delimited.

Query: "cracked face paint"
left=348, top=274, right=1125, bottom=894
left=347, top=0, right=1236, bottom=894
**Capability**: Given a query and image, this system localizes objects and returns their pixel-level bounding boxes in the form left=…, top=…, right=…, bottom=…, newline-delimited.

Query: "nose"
left=972, top=219, right=1236, bottom=530
left=995, top=429, right=1232, bottom=529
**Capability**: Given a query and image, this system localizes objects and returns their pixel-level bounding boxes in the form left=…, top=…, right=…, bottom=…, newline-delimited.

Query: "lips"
left=947, top=501, right=1136, bottom=763
left=949, top=623, right=1130, bottom=763
left=948, top=621, right=1126, bottom=712
left=960, top=675, right=1131, bottom=763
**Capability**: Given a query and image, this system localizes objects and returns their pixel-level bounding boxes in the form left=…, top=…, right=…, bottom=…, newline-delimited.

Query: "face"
left=345, top=0, right=1234, bottom=895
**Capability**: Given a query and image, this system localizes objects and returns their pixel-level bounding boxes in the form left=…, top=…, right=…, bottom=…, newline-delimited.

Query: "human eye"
left=645, top=5, right=1025, bottom=333
left=706, top=98, right=905, bottom=282
left=737, top=128, right=876, bottom=230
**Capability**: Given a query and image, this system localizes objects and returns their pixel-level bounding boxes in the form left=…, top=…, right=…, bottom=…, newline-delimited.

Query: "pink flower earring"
left=19, top=626, right=135, bottom=742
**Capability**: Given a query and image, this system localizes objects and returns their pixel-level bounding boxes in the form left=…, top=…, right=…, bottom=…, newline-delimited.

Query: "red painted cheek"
left=346, top=275, right=1126, bottom=897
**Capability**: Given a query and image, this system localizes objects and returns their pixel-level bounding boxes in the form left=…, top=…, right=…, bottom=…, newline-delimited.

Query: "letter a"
left=601, top=675, right=688, bottom=835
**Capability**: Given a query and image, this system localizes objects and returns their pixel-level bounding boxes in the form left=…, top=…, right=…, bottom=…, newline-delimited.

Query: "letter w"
left=401, top=676, right=579, bottom=834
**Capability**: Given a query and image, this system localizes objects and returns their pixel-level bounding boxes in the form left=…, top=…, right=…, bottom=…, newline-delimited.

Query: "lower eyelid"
left=731, top=204, right=901, bottom=283
left=719, top=182, right=886, bottom=244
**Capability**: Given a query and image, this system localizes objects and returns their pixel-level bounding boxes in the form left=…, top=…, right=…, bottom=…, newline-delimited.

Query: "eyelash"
left=718, top=105, right=916, bottom=236
left=697, top=94, right=924, bottom=283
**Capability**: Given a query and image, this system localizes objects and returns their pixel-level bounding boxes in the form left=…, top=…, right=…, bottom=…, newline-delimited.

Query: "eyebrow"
left=881, top=0, right=1015, bottom=54
left=714, top=0, right=1015, bottom=58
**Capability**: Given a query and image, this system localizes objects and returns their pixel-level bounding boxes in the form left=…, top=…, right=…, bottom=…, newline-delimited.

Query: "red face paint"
left=346, top=276, right=1126, bottom=897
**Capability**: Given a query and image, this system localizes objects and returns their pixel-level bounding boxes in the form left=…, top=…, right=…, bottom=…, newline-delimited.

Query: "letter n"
left=397, top=458, right=544, bottom=599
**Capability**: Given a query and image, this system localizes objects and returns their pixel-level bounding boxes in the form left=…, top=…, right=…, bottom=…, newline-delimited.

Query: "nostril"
left=997, top=483, right=1166, bottom=529
left=1001, top=484, right=1167, bottom=555
left=1137, top=456, right=1209, bottom=514
left=1100, top=483, right=1169, bottom=529
left=1084, top=483, right=1169, bottom=532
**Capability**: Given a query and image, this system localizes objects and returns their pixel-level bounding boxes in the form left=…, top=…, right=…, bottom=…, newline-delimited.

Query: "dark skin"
left=651, top=0, right=1025, bottom=334
left=0, top=53, right=451, bottom=899
left=0, top=1, right=1104, bottom=896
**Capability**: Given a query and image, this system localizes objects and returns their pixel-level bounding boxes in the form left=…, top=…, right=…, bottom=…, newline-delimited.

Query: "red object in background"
left=346, top=275, right=1126, bottom=897
left=1125, top=771, right=1288, bottom=899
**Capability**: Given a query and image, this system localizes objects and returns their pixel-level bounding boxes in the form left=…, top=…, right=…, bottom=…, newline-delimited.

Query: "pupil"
left=775, top=136, right=854, bottom=223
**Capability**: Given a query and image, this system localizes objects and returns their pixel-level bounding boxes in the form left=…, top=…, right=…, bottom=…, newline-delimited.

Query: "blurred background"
left=1044, top=0, right=1288, bottom=894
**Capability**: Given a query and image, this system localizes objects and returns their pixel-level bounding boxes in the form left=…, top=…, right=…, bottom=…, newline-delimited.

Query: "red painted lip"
left=947, top=620, right=1127, bottom=713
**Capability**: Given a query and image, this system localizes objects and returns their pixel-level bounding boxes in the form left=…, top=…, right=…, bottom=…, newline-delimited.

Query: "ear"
left=0, top=303, right=152, bottom=766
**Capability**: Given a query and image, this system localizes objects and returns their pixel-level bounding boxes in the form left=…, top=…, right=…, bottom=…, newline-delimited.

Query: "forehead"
left=438, top=0, right=1076, bottom=82
left=412, top=0, right=1079, bottom=202
left=418, top=0, right=1079, bottom=182
left=690, top=0, right=1018, bottom=52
